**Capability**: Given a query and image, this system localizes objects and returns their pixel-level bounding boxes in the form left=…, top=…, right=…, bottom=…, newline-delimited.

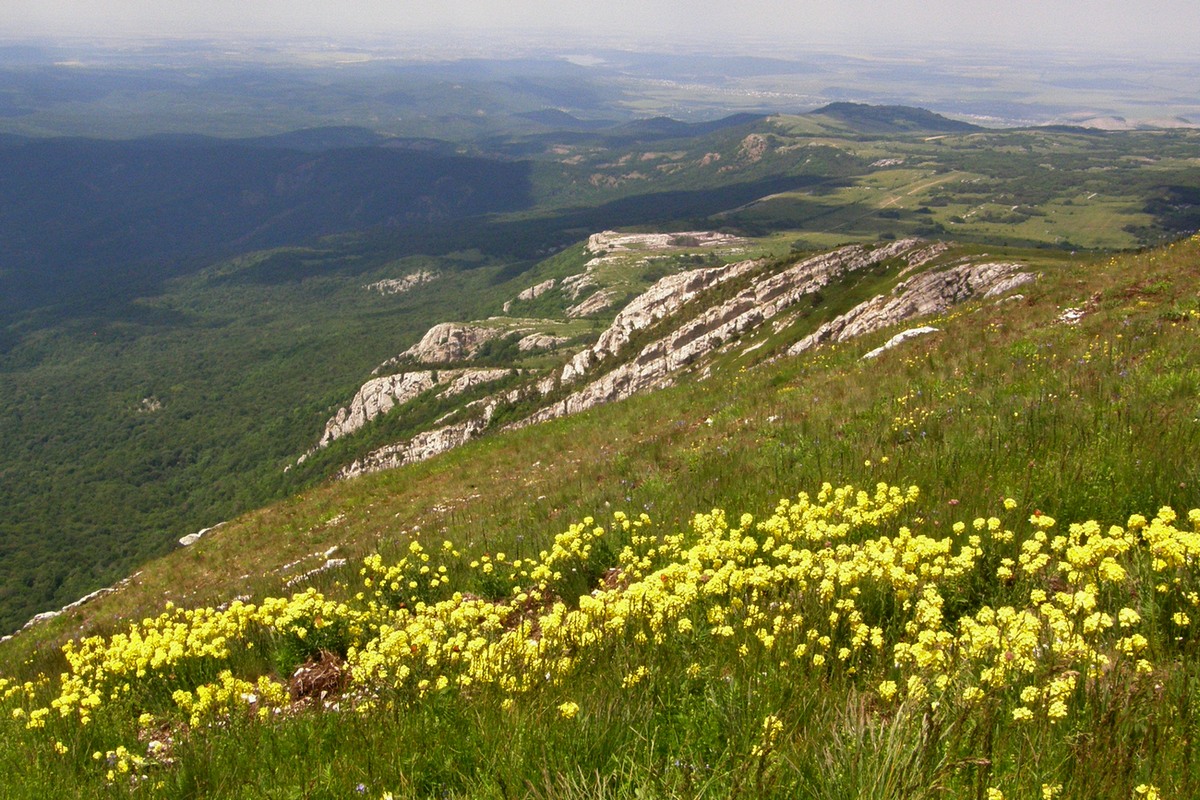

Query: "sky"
left=2, top=0, right=1199, bottom=58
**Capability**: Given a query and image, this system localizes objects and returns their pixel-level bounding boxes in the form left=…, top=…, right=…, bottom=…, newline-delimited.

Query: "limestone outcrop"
left=559, top=257, right=762, bottom=384
left=317, top=368, right=512, bottom=448
left=517, top=333, right=569, bottom=352
left=179, top=522, right=225, bottom=547
left=862, top=327, right=941, bottom=360
left=527, top=240, right=937, bottom=426
left=324, top=236, right=1030, bottom=483
left=337, top=419, right=485, bottom=479
left=788, top=261, right=1034, bottom=355
left=585, top=230, right=744, bottom=253
left=504, top=279, right=558, bottom=312
left=566, top=289, right=620, bottom=318
left=364, top=270, right=438, bottom=296
left=559, top=230, right=747, bottom=304
left=381, top=323, right=507, bottom=368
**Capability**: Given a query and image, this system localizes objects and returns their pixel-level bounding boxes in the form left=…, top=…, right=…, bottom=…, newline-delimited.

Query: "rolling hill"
left=1, top=233, right=1198, bottom=798
left=1, top=105, right=1199, bottom=639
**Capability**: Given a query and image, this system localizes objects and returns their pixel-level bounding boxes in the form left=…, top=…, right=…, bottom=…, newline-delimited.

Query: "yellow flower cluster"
left=6, top=481, right=1200, bottom=780
left=171, top=670, right=289, bottom=728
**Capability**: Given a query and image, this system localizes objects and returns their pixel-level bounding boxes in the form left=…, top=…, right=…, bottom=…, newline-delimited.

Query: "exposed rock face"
left=318, top=369, right=512, bottom=448
left=518, top=333, right=570, bottom=352
left=7, top=571, right=142, bottom=638
left=788, top=261, right=1034, bottom=355
left=527, top=240, right=937, bottom=426
left=560, top=257, right=762, bottom=384
left=518, top=278, right=556, bottom=302
left=365, top=270, right=438, bottom=296
left=179, top=522, right=225, bottom=547
left=983, top=273, right=1037, bottom=299
left=901, top=241, right=952, bottom=273
left=338, top=381, right=532, bottom=480
left=383, top=323, right=507, bottom=367
left=337, top=419, right=485, bottom=479
left=504, top=279, right=557, bottom=312
left=585, top=230, right=744, bottom=254
left=330, top=237, right=1030, bottom=484
left=738, top=133, right=769, bottom=163
left=561, top=271, right=598, bottom=301
left=136, top=396, right=163, bottom=414
left=566, top=289, right=620, bottom=318
left=558, top=230, right=747, bottom=304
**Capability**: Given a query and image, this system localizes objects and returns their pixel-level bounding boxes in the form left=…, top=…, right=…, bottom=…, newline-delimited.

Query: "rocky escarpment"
left=316, top=368, right=514, bottom=449
left=333, top=383, right=522, bottom=479
left=336, top=256, right=765, bottom=480
left=560, top=229, right=749, bottom=313
left=586, top=230, right=744, bottom=253
left=503, top=279, right=557, bottom=312
left=336, top=419, right=486, bottom=479
left=559, top=257, right=764, bottom=384
left=862, top=327, right=941, bottom=360
left=330, top=237, right=1032, bottom=482
left=525, top=239, right=941, bottom=426
left=377, top=323, right=509, bottom=368
left=566, top=289, right=621, bottom=318
left=788, top=260, right=1035, bottom=355
left=518, top=333, right=570, bottom=352
left=365, top=270, right=438, bottom=296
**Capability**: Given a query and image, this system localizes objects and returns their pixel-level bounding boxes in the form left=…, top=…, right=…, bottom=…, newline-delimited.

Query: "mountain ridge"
left=807, top=101, right=982, bottom=133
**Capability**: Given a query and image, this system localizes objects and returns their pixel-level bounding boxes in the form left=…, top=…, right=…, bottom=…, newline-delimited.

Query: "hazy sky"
left=3, top=0, right=1199, bottom=58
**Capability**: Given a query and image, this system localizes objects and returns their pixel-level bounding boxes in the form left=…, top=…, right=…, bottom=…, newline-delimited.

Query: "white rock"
left=1058, top=307, right=1087, bottom=325
left=518, top=279, right=557, bottom=302
left=388, top=323, right=507, bottom=366
left=524, top=241, right=934, bottom=428
left=585, top=230, right=744, bottom=254
left=317, top=369, right=512, bottom=449
left=338, top=419, right=486, bottom=479
left=364, top=271, right=438, bottom=296
left=789, top=261, right=1035, bottom=355
left=862, top=327, right=941, bottom=359
left=179, top=524, right=217, bottom=547
left=566, top=289, right=620, bottom=318
left=518, top=333, right=570, bottom=352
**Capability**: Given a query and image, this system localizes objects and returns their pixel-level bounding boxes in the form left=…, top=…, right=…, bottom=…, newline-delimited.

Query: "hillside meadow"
left=2, top=236, right=1200, bottom=798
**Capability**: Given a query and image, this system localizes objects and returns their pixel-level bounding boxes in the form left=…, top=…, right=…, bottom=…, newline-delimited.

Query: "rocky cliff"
left=788, top=260, right=1034, bottom=355
left=336, top=418, right=487, bottom=479
left=364, top=270, right=439, bottom=296
left=526, top=239, right=942, bottom=426
left=316, top=368, right=514, bottom=449
left=378, top=323, right=508, bottom=369
left=327, top=236, right=1034, bottom=481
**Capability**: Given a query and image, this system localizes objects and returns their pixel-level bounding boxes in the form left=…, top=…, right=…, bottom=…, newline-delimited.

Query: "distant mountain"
left=808, top=102, right=981, bottom=134
left=94, top=128, right=448, bottom=154
left=515, top=109, right=616, bottom=131
left=612, top=113, right=767, bottom=139
left=240, top=127, right=397, bottom=152
left=0, top=137, right=534, bottom=314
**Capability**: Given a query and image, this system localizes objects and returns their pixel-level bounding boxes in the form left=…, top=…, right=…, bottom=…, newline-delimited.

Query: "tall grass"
left=2, top=237, right=1200, bottom=798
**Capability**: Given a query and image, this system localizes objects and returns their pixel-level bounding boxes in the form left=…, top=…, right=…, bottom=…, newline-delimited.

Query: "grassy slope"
left=2, top=236, right=1199, bottom=797
left=0, top=249, right=524, bottom=632
left=3, top=117, right=1198, bottom=636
